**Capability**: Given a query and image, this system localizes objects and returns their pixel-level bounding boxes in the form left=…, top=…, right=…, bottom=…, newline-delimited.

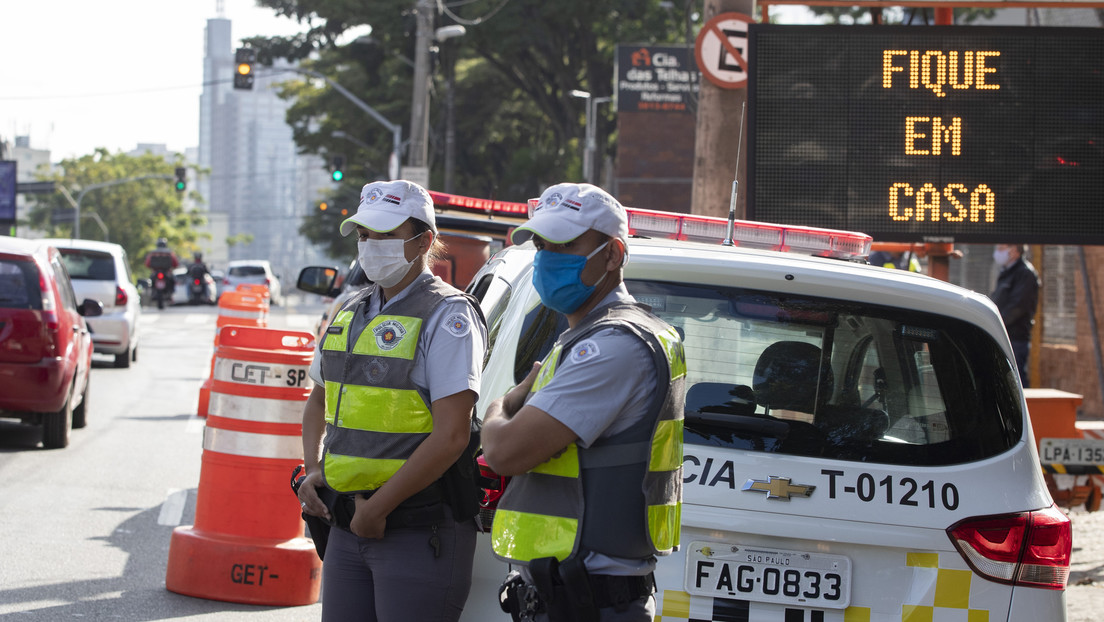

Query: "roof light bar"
left=431, top=190, right=870, bottom=260
left=625, top=207, right=871, bottom=260
left=429, top=191, right=528, bottom=217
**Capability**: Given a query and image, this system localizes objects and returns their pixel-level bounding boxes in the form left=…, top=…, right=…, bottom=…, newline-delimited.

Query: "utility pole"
left=690, top=0, right=754, bottom=218
left=407, top=0, right=435, bottom=187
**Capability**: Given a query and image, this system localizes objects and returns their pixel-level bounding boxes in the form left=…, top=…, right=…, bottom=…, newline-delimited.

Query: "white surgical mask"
left=357, top=232, right=424, bottom=288
left=993, top=248, right=1011, bottom=267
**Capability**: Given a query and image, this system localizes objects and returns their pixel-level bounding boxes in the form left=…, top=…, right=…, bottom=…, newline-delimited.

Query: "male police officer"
left=482, top=183, right=685, bottom=622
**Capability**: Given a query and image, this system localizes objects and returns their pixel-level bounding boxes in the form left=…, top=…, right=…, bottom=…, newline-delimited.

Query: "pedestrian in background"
left=296, top=179, right=486, bottom=622
left=989, top=243, right=1040, bottom=388
left=868, top=249, right=921, bottom=272
left=482, top=182, right=685, bottom=622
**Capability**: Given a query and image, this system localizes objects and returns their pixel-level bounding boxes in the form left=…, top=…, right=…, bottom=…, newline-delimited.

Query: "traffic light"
left=174, top=167, right=186, bottom=192
left=331, top=155, right=345, bottom=182
left=234, top=47, right=255, bottom=90
left=318, top=201, right=328, bottom=211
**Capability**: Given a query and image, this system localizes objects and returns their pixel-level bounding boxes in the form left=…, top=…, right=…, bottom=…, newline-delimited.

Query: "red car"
left=0, top=237, right=102, bottom=449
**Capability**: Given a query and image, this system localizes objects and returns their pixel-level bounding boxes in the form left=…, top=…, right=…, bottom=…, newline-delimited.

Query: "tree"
left=246, top=1, right=690, bottom=255
left=24, top=149, right=207, bottom=279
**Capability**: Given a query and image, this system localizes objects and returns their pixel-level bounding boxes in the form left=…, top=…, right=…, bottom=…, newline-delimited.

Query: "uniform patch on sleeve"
left=569, top=339, right=601, bottom=364
left=443, top=312, right=471, bottom=337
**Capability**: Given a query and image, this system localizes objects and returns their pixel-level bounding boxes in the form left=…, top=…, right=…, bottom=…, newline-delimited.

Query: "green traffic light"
left=332, top=170, right=344, bottom=182
left=175, top=182, right=186, bottom=191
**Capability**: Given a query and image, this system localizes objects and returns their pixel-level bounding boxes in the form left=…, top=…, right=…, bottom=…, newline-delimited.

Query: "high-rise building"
left=199, top=17, right=333, bottom=283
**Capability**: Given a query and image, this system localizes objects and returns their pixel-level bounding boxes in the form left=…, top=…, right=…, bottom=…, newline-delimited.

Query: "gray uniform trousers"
left=321, top=508, right=478, bottom=622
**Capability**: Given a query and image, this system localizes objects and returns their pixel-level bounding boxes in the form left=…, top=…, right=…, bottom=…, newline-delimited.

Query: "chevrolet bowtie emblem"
left=742, top=476, right=815, bottom=500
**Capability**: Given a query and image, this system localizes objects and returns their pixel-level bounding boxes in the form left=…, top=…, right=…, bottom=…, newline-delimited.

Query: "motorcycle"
left=187, top=265, right=214, bottom=305
left=151, top=270, right=175, bottom=309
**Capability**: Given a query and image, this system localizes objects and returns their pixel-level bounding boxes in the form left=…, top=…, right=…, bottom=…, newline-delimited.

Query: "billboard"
left=616, top=45, right=699, bottom=114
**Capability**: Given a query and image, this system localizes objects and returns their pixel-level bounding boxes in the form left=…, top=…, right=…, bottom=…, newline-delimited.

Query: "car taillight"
left=476, top=455, right=510, bottom=533
left=115, top=285, right=128, bottom=306
left=264, top=277, right=271, bottom=286
left=948, top=504, right=1072, bottom=590
left=193, top=278, right=201, bottom=285
left=157, top=272, right=165, bottom=280
left=37, top=271, right=60, bottom=356
left=222, top=278, right=230, bottom=285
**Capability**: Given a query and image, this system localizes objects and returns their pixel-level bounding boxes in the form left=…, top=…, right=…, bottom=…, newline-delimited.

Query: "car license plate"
left=155, top=281, right=166, bottom=289
left=1040, top=437, right=1104, bottom=465
left=684, top=541, right=851, bottom=609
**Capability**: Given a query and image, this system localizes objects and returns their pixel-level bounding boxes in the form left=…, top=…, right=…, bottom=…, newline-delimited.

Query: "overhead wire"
left=436, top=0, right=513, bottom=26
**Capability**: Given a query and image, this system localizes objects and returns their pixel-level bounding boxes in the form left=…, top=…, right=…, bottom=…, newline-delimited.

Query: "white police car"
left=461, top=210, right=1071, bottom=622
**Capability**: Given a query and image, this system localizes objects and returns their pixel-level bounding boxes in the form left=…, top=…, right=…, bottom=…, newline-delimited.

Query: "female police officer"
left=296, top=179, right=486, bottom=621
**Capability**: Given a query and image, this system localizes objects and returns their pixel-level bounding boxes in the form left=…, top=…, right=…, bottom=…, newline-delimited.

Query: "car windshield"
left=229, top=266, right=266, bottom=277
left=508, top=278, right=1022, bottom=467
left=57, top=249, right=116, bottom=281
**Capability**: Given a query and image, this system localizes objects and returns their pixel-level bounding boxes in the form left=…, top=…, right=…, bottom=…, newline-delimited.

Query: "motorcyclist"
left=144, top=238, right=179, bottom=308
left=187, top=252, right=212, bottom=304
left=144, top=238, right=180, bottom=272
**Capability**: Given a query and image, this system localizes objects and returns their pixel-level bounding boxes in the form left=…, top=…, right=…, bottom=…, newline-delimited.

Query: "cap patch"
left=539, top=192, right=563, bottom=211
left=564, top=198, right=583, bottom=211
left=443, top=313, right=471, bottom=337
left=364, top=188, right=384, bottom=204
left=383, top=193, right=402, bottom=205
left=373, top=319, right=407, bottom=351
left=569, top=339, right=601, bottom=364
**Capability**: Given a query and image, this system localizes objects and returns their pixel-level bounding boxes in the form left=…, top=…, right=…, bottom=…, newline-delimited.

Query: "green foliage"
left=250, top=0, right=691, bottom=254
left=23, top=149, right=206, bottom=279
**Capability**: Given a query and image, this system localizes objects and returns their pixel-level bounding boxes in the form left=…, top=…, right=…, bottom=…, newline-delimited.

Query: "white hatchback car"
left=460, top=212, right=1070, bottom=622
left=223, top=259, right=283, bottom=305
left=44, top=238, right=140, bottom=368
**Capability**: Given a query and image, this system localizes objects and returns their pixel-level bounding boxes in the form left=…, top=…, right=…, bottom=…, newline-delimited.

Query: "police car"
left=461, top=209, right=1071, bottom=622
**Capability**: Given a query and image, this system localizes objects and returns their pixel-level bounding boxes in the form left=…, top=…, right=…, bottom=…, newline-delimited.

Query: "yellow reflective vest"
left=318, top=277, right=464, bottom=494
left=491, top=302, right=686, bottom=564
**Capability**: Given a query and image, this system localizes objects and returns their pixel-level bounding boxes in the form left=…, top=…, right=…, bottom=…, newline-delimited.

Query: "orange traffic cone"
left=167, top=326, right=320, bottom=606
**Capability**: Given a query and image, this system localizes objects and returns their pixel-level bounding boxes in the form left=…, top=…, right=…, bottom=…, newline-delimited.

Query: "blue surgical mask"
left=532, top=241, right=610, bottom=314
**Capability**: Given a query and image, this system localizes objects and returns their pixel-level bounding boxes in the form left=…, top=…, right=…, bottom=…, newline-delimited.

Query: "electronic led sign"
left=747, top=25, right=1104, bottom=244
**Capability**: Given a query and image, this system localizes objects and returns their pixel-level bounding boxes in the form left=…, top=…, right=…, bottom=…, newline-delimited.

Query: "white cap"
left=340, top=180, right=437, bottom=237
left=510, top=183, right=628, bottom=246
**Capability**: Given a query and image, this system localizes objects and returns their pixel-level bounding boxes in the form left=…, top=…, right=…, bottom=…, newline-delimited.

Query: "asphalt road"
left=2, top=297, right=1102, bottom=620
left=0, top=300, right=327, bottom=621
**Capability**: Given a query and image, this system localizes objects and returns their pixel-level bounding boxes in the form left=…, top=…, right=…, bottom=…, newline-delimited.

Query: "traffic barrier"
left=198, top=292, right=270, bottom=416
left=236, top=282, right=271, bottom=302
left=215, top=291, right=268, bottom=329
left=1027, top=388, right=1104, bottom=512
left=167, top=326, right=320, bottom=606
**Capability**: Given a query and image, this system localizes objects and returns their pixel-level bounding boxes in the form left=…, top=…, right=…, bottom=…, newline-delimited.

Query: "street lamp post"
left=435, top=25, right=466, bottom=193
left=571, top=90, right=612, bottom=185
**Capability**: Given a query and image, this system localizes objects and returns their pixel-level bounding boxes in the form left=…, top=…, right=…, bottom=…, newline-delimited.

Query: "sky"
left=1, top=0, right=308, bottom=160
left=1, top=1, right=815, bottom=162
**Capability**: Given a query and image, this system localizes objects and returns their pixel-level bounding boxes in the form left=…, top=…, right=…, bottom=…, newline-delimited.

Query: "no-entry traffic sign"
left=695, top=12, right=755, bottom=90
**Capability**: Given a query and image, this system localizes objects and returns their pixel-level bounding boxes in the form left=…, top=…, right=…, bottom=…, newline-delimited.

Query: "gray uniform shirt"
left=309, top=270, right=486, bottom=403
left=525, top=283, right=660, bottom=576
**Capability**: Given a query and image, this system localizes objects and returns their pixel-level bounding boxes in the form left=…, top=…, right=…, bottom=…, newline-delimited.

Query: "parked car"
left=209, top=268, right=227, bottom=300
left=223, top=260, right=283, bottom=305
left=43, top=238, right=140, bottom=368
left=171, top=268, right=217, bottom=306
left=297, top=258, right=368, bottom=340
left=0, top=237, right=102, bottom=448
left=459, top=211, right=1071, bottom=621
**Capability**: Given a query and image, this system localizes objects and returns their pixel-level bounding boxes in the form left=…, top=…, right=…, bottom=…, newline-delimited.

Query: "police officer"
left=482, top=182, right=685, bottom=622
left=990, top=243, right=1040, bottom=387
left=296, top=179, right=486, bottom=622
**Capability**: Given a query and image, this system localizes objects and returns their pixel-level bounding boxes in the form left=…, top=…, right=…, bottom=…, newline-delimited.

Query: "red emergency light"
left=429, top=191, right=528, bottom=217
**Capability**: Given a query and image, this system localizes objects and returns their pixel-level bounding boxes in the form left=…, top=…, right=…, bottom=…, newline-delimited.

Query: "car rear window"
left=508, top=279, right=1022, bottom=468
left=0, top=259, right=43, bottom=309
left=57, top=249, right=116, bottom=281
left=631, top=280, right=1022, bottom=467
left=229, top=266, right=267, bottom=277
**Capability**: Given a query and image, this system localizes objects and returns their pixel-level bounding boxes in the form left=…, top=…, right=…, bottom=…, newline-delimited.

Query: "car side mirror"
left=297, top=266, right=341, bottom=297
left=79, top=298, right=104, bottom=317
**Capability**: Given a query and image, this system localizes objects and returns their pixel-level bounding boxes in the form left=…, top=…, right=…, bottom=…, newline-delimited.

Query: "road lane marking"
left=158, top=489, right=188, bottom=526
